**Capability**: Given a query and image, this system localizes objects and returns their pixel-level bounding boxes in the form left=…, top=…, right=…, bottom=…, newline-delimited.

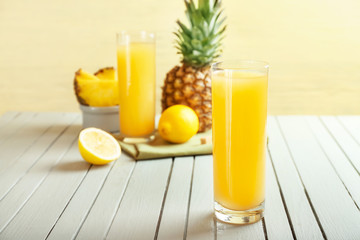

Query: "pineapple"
left=74, top=67, right=119, bottom=107
left=94, top=67, right=116, bottom=80
left=162, top=0, right=226, bottom=132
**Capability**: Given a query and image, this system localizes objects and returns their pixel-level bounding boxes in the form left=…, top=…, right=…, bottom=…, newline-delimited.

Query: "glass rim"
left=211, top=60, right=269, bottom=71
left=116, top=30, right=155, bottom=38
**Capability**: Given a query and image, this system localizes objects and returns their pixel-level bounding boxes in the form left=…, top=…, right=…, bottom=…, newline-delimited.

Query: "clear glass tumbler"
left=211, top=60, right=269, bottom=224
left=116, top=31, right=156, bottom=143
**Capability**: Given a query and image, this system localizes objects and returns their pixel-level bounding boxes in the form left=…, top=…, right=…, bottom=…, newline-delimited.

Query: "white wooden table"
left=0, top=112, right=360, bottom=240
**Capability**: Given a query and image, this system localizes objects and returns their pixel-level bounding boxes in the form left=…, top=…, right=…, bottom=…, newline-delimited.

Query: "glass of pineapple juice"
left=116, top=31, right=156, bottom=142
left=211, top=60, right=269, bottom=224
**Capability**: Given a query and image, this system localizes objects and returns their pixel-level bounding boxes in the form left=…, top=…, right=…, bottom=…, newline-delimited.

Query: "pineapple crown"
left=175, top=0, right=226, bottom=68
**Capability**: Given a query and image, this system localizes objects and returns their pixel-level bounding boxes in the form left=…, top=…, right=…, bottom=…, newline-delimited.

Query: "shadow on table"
left=53, top=161, right=90, bottom=172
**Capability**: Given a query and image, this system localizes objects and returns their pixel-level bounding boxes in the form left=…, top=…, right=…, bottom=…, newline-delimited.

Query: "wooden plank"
left=0, top=118, right=81, bottom=232
left=105, top=158, right=172, bottom=240
left=264, top=150, right=294, bottom=240
left=0, top=140, right=90, bottom=239
left=217, top=221, right=265, bottom=240
left=278, top=116, right=360, bottom=239
left=267, top=116, right=324, bottom=239
left=0, top=113, right=77, bottom=200
left=322, top=116, right=360, bottom=173
left=46, top=161, right=115, bottom=240
left=306, top=116, right=360, bottom=208
left=0, top=112, right=18, bottom=128
left=0, top=111, right=35, bottom=147
left=186, top=155, right=216, bottom=240
left=75, top=154, right=135, bottom=240
left=338, top=116, right=360, bottom=144
left=0, top=112, right=60, bottom=172
left=157, top=156, right=193, bottom=240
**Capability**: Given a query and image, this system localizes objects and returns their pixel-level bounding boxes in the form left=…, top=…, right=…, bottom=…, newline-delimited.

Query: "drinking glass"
left=116, top=31, right=156, bottom=143
left=211, top=60, right=269, bottom=224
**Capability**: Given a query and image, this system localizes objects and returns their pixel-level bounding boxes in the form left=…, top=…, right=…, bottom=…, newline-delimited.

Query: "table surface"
left=0, top=112, right=360, bottom=239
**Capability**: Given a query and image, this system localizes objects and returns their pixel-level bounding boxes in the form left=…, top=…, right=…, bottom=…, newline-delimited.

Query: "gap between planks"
left=277, top=116, right=360, bottom=239
left=308, top=116, right=360, bottom=210
left=275, top=117, right=327, bottom=239
left=0, top=118, right=81, bottom=234
left=0, top=113, right=78, bottom=202
left=154, top=158, right=175, bottom=239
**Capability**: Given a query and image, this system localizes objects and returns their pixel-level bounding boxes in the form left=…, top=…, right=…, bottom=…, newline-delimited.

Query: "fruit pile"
left=74, top=0, right=223, bottom=164
left=74, top=67, right=118, bottom=107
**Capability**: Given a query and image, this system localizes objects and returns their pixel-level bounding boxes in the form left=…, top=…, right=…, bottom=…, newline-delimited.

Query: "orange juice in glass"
left=116, top=31, right=156, bottom=142
left=211, top=60, right=269, bottom=224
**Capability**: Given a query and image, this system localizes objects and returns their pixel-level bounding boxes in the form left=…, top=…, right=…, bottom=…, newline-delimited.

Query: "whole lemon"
left=158, top=105, right=199, bottom=143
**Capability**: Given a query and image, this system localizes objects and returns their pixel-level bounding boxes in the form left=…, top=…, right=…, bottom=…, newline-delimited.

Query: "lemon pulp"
left=78, top=127, right=121, bottom=165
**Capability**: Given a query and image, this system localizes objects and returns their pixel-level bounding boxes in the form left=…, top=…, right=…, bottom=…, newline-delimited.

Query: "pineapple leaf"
left=201, top=20, right=209, bottom=36
left=176, top=0, right=226, bottom=67
left=191, top=39, right=202, bottom=50
left=192, top=27, right=203, bottom=40
left=207, top=32, right=222, bottom=45
left=183, top=40, right=193, bottom=50
left=210, top=10, right=224, bottom=33
left=188, top=0, right=196, bottom=12
left=177, top=21, right=192, bottom=38
left=192, top=50, right=202, bottom=56
left=181, top=31, right=192, bottom=43
left=184, top=1, right=195, bottom=26
left=200, top=56, right=209, bottom=62
left=213, top=0, right=221, bottom=9
left=215, top=17, right=227, bottom=32
left=219, top=25, right=226, bottom=35
left=192, top=11, right=203, bottom=27
left=174, top=32, right=182, bottom=41
left=199, top=0, right=211, bottom=22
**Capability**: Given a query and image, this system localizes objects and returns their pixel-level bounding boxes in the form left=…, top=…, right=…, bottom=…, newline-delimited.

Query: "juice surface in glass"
left=117, top=41, right=155, bottom=137
left=212, top=70, right=268, bottom=211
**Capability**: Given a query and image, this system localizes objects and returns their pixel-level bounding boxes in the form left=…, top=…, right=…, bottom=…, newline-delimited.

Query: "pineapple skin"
left=162, top=63, right=212, bottom=132
left=74, top=69, right=95, bottom=106
left=94, top=67, right=116, bottom=80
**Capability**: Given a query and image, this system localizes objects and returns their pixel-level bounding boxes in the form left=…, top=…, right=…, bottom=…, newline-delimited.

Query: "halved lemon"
left=78, top=127, right=121, bottom=165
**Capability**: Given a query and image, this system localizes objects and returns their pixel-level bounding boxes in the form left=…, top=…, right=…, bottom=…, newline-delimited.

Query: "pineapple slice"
left=75, top=68, right=99, bottom=81
left=94, top=67, right=116, bottom=81
left=74, top=68, right=119, bottom=107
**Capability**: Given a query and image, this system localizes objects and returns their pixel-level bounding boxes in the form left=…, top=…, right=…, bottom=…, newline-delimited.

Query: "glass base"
left=112, top=132, right=155, bottom=144
left=214, top=201, right=264, bottom=225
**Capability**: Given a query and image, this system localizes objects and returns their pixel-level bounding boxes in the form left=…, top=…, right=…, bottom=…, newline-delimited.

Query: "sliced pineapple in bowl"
left=74, top=67, right=118, bottom=107
left=74, top=67, right=119, bottom=132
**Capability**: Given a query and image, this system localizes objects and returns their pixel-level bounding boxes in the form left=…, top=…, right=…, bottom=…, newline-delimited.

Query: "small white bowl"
left=79, top=105, right=119, bottom=133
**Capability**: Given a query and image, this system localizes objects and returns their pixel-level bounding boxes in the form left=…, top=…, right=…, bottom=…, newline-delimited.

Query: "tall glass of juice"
left=211, top=60, right=269, bottom=224
left=116, top=31, right=156, bottom=142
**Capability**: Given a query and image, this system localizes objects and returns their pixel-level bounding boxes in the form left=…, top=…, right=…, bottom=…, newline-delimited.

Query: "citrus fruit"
left=158, top=105, right=199, bottom=143
left=78, top=127, right=121, bottom=165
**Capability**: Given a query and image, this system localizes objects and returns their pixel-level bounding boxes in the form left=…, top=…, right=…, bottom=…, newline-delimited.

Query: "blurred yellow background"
left=1, top=0, right=359, bottom=115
